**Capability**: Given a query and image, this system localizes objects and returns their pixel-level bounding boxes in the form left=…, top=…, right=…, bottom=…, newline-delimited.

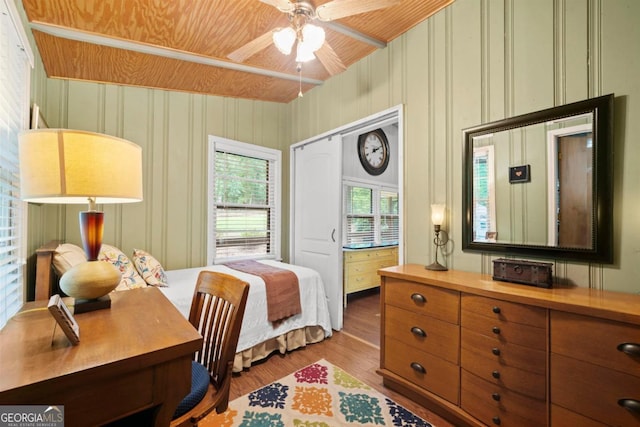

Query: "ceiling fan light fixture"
left=296, top=40, right=316, bottom=62
left=273, top=27, right=296, bottom=55
left=301, top=24, right=325, bottom=52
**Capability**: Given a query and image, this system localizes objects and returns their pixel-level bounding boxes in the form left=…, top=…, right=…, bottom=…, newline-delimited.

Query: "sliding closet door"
left=291, top=136, right=342, bottom=330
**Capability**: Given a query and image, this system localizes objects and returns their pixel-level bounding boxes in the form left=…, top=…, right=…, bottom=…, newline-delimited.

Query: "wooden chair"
left=171, top=271, right=249, bottom=427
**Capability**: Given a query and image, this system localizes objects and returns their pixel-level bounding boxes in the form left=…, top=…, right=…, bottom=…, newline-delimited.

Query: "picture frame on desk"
left=48, top=295, right=80, bottom=345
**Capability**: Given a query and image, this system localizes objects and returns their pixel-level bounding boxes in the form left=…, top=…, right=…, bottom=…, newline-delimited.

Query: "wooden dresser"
left=378, top=265, right=640, bottom=427
left=343, top=246, right=398, bottom=298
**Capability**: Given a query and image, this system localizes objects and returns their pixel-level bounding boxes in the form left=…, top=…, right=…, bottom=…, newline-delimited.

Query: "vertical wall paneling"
left=22, top=0, right=640, bottom=295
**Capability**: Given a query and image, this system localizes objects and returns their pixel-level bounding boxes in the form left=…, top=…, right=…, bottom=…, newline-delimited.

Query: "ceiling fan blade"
left=315, top=43, right=347, bottom=76
left=259, top=0, right=294, bottom=13
left=228, top=31, right=275, bottom=63
left=316, top=0, right=401, bottom=21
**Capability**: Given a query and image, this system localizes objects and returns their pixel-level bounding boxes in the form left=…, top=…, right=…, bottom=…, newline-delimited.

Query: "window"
left=472, top=145, right=496, bottom=241
left=0, top=0, right=33, bottom=329
left=344, top=184, right=398, bottom=246
left=208, top=137, right=281, bottom=263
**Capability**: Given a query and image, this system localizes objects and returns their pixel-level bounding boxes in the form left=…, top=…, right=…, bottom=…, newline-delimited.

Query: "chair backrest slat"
left=188, top=271, right=249, bottom=387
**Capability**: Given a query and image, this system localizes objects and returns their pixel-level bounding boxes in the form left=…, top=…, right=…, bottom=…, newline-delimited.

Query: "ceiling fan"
left=228, top=0, right=401, bottom=76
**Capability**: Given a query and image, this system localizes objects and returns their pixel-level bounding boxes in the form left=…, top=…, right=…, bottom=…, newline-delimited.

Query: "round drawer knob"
left=492, top=370, right=500, bottom=379
left=492, top=306, right=501, bottom=314
left=492, top=326, right=501, bottom=335
left=492, top=416, right=501, bottom=425
left=491, top=392, right=501, bottom=401
left=492, top=347, right=501, bottom=356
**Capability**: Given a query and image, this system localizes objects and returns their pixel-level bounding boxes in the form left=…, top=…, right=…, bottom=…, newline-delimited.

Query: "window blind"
left=379, top=190, right=399, bottom=244
left=0, top=0, right=31, bottom=329
left=345, top=186, right=374, bottom=245
left=344, top=185, right=398, bottom=246
left=211, top=145, right=279, bottom=262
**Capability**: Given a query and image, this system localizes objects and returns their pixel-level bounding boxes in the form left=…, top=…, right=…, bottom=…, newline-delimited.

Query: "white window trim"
left=207, top=136, right=281, bottom=264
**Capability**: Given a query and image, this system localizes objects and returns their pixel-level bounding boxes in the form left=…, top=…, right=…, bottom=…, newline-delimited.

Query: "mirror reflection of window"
left=473, top=144, right=496, bottom=242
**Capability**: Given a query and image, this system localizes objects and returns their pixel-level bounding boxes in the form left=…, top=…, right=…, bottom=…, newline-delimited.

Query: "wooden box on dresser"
left=378, top=264, right=640, bottom=427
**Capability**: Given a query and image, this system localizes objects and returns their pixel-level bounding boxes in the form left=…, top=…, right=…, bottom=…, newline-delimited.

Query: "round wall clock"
left=357, top=128, right=390, bottom=176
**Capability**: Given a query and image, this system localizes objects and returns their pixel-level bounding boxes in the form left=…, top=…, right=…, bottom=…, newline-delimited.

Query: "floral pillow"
left=99, top=244, right=147, bottom=290
left=132, top=249, right=169, bottom=287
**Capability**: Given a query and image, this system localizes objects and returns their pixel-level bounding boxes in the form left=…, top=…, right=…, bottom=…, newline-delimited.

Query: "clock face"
left=357, top=129, right=389, bottom=175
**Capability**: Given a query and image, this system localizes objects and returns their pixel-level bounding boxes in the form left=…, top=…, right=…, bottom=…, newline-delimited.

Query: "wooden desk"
left=0, top=287, right=202, bottom=426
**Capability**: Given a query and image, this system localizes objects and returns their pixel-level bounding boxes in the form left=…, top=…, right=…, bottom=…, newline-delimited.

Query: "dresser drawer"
left=462, top=294, right=547, bottom=328
left=461, top=346, right=546, bottom=400
left=551, top=311, right=640, bottom=377
left=551, top=404, right=607, bottom=427
left=345, top=270, right=379, bottom=292
left=385, top=304, right=459, bottom=364
left=384, top=337, right=459, bottom=404
left=461, top=370, right=546, bottom=427
left=461, top=328, right=545, bottom=375
left=462, top=309, right=546, bottom=350
left=344, top=247, right=397, bottom=262
left=384, top=278, right=459, bottom=324
left=551, top=353, right=640, bottom=426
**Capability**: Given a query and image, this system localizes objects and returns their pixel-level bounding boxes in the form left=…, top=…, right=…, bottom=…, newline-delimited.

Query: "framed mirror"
left=462, top=94, right=614, bottom=263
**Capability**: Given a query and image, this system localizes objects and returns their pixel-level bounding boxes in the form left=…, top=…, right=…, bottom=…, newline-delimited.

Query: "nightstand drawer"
left=461, top=370, right=546, bottom=427
left=385, top=337, right=459, bottom=404
left=384, top=278, right=459, bottom=324
left=385, top=304, right=459, bottom=364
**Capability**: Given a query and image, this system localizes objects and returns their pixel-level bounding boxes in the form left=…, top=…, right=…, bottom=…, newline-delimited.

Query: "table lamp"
left=425, top=203, right=448, bottom=271
left=19, top=129, right=143, bottom=311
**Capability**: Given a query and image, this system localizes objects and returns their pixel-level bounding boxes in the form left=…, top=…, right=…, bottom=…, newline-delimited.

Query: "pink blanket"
left=224, top=260, right=302, bottom=323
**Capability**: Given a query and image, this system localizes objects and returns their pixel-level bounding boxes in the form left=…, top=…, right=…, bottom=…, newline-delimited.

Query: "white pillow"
left=52, top=243, right=86, bottom=276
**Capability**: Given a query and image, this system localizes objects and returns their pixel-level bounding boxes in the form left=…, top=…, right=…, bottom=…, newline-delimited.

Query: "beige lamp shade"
left=19, top=129, right=143, bottom=204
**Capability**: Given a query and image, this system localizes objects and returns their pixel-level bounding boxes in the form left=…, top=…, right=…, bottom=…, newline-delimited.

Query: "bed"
left=33, top=241, right=333, bottom=372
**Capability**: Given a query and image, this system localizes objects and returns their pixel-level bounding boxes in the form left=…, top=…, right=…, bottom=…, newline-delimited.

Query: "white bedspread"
left=159, top=260, right=333, bottom=352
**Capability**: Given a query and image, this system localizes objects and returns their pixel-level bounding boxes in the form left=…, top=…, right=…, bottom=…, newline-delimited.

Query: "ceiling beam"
left=29, top=22, right=325, bottom=86
left=322, top=21, right=387, bottom=49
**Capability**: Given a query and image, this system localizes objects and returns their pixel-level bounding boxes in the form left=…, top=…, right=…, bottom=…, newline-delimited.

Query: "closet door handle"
left=617, top=343, right=640, bottom=357
left=331, top=228, right=336, bottom=242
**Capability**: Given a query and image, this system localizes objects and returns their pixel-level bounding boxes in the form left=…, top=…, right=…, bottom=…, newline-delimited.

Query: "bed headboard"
left=34, top=240, right=62, bottom=301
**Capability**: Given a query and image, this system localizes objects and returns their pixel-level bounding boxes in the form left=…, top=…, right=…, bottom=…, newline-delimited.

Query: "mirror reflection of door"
left=557, top=132, right=593, bottom=248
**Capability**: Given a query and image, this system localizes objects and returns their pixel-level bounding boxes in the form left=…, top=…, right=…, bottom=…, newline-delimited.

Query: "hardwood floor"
left=229, top=288, right=454, bottom=427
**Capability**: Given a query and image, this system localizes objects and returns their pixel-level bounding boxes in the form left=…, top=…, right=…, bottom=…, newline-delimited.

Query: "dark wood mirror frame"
left=462, top=94, right=614, bottom=263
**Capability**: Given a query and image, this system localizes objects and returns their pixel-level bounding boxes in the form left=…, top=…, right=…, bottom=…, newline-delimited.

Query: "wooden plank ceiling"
left=23, top=0, right=454, bottom=103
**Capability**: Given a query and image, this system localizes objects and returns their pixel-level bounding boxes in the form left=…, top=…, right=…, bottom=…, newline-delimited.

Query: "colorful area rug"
left=202, top=359, right=434, bottom=426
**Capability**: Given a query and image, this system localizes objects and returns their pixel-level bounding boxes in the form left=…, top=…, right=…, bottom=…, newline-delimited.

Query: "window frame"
left=343, top=180, right=399, bottom=247
left=207, top=136, right=281, bottom=264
